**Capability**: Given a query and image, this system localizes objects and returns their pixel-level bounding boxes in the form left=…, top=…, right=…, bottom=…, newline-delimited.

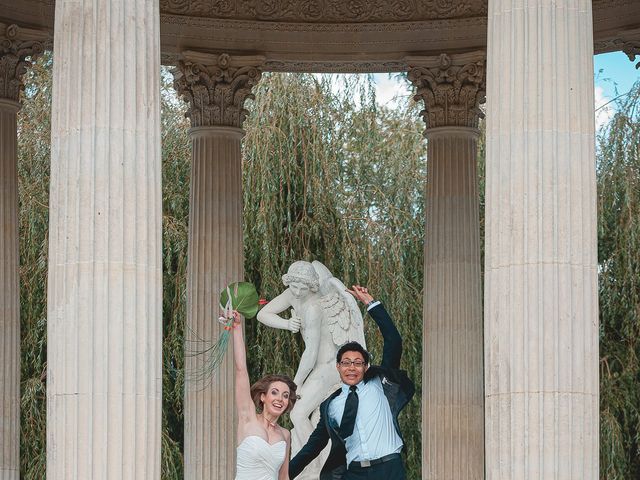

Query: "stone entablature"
left=159, top=0, right=486, bottom=22
left=407, top=52, right=485, bottom=131
left=2, top=1, right=639, bottom=70
left=0, top=23, right=51, bottom=102
left=173, top=52, right=264, bottom=128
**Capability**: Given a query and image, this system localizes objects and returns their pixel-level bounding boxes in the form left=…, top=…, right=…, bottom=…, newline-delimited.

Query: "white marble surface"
left=257, top=260, right=365, bottom=480
left=174, top=53, right=263, bottom=480
left=410, top=52, right=485, bottom=479
left=423, top=127, right=484, bottom=480
left=47, top=0, right=162, bottom=477
left=485, top=0, right=599, bottom=478
left=184, top=126, right=244, bottom=480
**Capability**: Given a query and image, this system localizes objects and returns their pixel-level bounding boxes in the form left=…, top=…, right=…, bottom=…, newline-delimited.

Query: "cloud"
left=373, top=73, right=412, bottom=108
left=594, top=85, right=614, bottom=131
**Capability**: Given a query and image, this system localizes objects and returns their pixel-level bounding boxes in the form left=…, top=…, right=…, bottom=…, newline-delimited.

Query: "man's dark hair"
left=336, top=341, right=370, bottom=365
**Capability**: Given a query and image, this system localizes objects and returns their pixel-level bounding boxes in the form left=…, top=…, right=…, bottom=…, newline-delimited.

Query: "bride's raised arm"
left=232, top=312, right=256, bottom=430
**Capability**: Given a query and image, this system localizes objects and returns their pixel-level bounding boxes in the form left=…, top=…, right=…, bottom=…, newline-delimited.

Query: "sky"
left=371, top=51, right=640, bottom=131
left=594, top=51, right=640, bottom=129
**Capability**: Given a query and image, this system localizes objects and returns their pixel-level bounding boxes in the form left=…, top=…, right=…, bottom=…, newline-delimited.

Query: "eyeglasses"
left=339, top=360, right=366, bottom=368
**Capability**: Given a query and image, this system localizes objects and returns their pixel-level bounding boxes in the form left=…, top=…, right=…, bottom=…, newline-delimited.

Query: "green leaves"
left=241, top=73, right=427, bottom=476
left=597, top=81, right=640, bottom=479
left=219, top=282, right=260, bottom=319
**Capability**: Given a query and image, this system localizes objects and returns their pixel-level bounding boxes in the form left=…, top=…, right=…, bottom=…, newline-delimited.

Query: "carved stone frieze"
left=159, top=0, right=486, bottom=22
left=0, top=23, right=51, bottom=102
left=173, top=52, right=264, bottom=128
left=161, top=13, right=488, bottom=32
left=407, top=53, right=485, bottom=130
left=264, top=60, right=407, bottom=73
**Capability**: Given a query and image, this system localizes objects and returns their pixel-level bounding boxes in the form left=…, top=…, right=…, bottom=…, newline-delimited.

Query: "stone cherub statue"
left=257, top=260, right=366, bottom=476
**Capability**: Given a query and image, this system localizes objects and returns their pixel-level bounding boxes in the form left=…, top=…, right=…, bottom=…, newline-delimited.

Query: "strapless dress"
left=235, top=435, right=286, bottom=480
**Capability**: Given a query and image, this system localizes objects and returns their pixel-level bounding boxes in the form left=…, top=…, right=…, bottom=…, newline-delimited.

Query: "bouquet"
left=187, top=281, right=261, bottom=383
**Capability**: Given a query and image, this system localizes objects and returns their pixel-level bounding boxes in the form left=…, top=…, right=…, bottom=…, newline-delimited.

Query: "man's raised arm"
left=347, top=285, right=402, bottom=369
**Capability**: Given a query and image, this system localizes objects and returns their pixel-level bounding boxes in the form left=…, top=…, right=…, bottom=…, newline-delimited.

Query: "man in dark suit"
left=289, top=285, right=415, bottom=480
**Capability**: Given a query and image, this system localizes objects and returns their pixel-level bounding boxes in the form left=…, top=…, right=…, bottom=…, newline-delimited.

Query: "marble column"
left=47, top=1, right=162, bottom=479
left=173, top=52, right=263, bottom=480
left=0, top=23, right=47, bottom=480
left=485, top=1, right=598, bottom=479
left=0, top=97, right=20, bottom=480
left=408, top=53, right=485, bottom=480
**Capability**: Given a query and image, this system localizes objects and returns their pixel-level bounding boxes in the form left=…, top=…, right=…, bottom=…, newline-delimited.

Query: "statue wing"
left=312, top=261, right=366, bottom=349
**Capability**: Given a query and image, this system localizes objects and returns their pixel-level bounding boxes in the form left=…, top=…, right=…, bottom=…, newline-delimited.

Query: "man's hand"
left=288, top=309, right=302, bottom=333
left=347, top=285, right=374, bottom=305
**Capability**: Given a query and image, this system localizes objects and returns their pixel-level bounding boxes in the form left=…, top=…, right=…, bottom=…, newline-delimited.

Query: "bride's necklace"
left=260, top=413, right=278, bottom=429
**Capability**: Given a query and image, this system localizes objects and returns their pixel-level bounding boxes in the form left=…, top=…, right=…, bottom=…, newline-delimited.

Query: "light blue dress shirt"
left=328, top=377, right=403, bottom=467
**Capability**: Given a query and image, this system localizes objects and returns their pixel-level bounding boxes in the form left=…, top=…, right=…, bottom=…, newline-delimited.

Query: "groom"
left=289, top=285, right=415, bottom=479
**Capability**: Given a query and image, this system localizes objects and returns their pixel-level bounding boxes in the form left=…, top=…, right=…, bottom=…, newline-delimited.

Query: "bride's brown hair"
left=250, top=374, right=298, bottom=413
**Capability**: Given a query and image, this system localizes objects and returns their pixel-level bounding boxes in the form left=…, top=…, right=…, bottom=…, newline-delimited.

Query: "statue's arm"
left=256, top=290, right=300, bottom=332
left=293, top=307, right=322, bottom=386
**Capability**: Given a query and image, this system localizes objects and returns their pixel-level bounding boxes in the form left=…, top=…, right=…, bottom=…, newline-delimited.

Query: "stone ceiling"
left=1, top=0, right=639, bottom=72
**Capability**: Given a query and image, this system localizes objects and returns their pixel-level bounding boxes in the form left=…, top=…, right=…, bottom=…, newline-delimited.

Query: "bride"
left=232, top=310, right=297, bottom=480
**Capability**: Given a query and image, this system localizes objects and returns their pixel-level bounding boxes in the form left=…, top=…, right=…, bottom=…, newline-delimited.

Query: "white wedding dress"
left=235, top=435, right=287, bottom=480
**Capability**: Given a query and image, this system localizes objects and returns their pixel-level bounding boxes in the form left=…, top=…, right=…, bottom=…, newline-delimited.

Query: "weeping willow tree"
left=241, top=73, right=426, bottom=477
left=159, top=69, right=191, bottom=477
left=18, top=53, right=51, bottom=480
left=598, top=82, right=640, bottom=479
left=16, top=54, right=640, bottom=480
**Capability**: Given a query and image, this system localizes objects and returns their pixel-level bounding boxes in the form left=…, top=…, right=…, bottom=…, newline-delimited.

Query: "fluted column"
left=173, top=52, right=263, bottom=480
left=0, top=23, right=48, bottom=480
left=408, top=52, right=485, bottom=480
left=0, top=98, right=20, bottom=480
left=485, top=1, right=598, bottom=479
left=47, top=1, right=162, bottom=478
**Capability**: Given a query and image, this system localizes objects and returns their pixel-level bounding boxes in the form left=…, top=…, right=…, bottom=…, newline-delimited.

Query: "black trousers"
left=344, top=456, right=406, bottom=480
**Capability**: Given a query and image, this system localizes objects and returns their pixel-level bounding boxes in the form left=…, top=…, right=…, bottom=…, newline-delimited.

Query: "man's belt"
left=349, top=453, right=400, bottom=468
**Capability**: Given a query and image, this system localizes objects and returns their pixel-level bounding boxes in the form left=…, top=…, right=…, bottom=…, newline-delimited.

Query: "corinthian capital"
left=0, top=23, right=51, bottom=102
left=173, top=52, right=265, bottom=128
left=407, top=52, right=486, bottom=130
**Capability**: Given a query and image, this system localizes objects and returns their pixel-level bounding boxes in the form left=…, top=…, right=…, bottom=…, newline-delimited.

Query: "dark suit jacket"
left=289, top=303, right=415, bottom=480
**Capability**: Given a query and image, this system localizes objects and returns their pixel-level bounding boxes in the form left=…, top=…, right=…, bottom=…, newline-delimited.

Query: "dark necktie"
left=340, top=385, right=359, bottom=439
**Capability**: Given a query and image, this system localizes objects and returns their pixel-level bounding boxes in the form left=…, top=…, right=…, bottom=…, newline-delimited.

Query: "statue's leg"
left=290, top=383, right=319, bottom=446
left=291, top=365, right=339, bottom=447
left=290, top=366, right=339, bottom=479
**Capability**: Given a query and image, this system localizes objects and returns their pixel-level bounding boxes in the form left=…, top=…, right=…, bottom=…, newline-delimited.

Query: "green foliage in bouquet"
left=220, top=282, right=260, bottom=319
